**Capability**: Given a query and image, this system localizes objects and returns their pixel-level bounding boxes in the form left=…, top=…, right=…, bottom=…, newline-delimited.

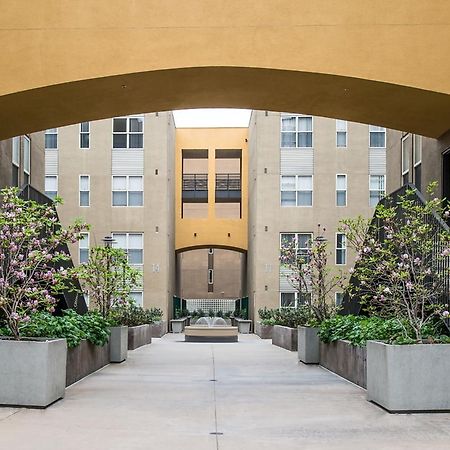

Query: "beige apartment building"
left=46, top=111, right=386, bottom=320
left=247, top=111, right=386, bottom=312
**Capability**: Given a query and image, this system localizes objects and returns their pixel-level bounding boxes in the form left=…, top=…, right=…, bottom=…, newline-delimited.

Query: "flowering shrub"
left=279, top=226, right=346, bottom=323
left=340, top=183, right=450, bottom=341
left=75, top=246, right=141, bottom=319
left=0, top=188, right=87, bottom=339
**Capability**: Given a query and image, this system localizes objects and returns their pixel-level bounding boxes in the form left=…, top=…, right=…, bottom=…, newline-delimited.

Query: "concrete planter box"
left=272, top=325, right=298, bottom=351
left=171, top=318, right=187, bottom=333
left=66, top=340, right=109, bottom=386
left=128, top=324, right=151, bottom=350
left=298, top=326, right=320, bottom=364
left=109, top=326, right=128, bottom=363
left=151, top=320, right=167, bottom=338
left=255, top=321, right=273, bottom=339
left=320, top=340, right=367, bottom=388
left=235, top=318, right=252, bottom=334
left=367, top=341, right=450, bottom=412
left=0, top=338, right=67, bottom=408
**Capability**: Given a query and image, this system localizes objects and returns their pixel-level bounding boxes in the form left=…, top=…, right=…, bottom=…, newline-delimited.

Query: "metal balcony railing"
left=182, top=174, right=208, bottom=191
left=215, top=173, right=241, bottom=191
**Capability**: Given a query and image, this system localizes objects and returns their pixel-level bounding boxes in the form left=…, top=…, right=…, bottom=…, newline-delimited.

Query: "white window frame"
left=23, top=135, right=30, bottom=175
left=280, top=114, right=313, bottom=148
left=336, top=120, right=347, bottom=148
left=401, top=133, right=410, bottom=177
left=12, top=137, right=20, bottom=167
left=45, top=175, right=58, bottom=199
left=369, top=125, right=386, bottom=148
left=80, top=122, right=90, bottom=149
left=335, top=292, right=344, bottom=306
left=279, top=291, right=312, bottom=308
left=369, top=175, right=385, bottom=207
left=336, top=233, right=347, bottom=265
left=280, top=232, right=313, bottom=264
left=414, top=135, right=422, bottom=168
left=79, top=232, right=90, bottom=264
left=112, top=116, right=144, bottom=150
left=111, top=232, right=144, bottom=268
left=79, top=175, right=90, bottom=207
left=45, top=128, right=58, bottom=149
left=280, top=175, right=313, bottom=207
left=336, top=174, right=347, bottom=207
left=112, top=175, right=144, bottom=207
left=129, top=291, right=143, bottom=307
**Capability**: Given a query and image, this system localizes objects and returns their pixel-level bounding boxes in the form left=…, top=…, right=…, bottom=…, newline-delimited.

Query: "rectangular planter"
left=66, top=339, right=110, bottom=386
left=109, top=326, right=128, bottom=363
left=171, top=318, right=186, bottom=333
left=0, top=338, right=67, bottom=408
left=298, top=326, right=320, bottom=364
left=255, top=321, right=273, bottom=339
left=128, top=324, right=151, bottom=350
left=272, top=325, right=298, bottom=351
left=367, top=341, right=450, bottom=412
left=320, top=340, right=367, bottom=388
left=235, top=318, right=252, bottom=334
left=151, top=320, right=167, bottom=338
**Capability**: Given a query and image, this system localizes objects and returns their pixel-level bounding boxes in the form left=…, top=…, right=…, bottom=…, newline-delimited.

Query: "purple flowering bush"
left=0, top=188, right=88, bottom=339
left=340, top=183, right=450, bottom=341
left=279, top=226, right=346, bottom=323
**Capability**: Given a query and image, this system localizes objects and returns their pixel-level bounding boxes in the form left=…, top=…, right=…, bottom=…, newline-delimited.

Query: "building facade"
left=247, top=111, right=386, bottom=314
left=47, top=110, right=386, bottom=320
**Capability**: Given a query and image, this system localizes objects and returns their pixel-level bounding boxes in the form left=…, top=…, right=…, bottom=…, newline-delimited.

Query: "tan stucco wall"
left=248, top=111, right=377, bottom=316
left=1, top=1, right=450, bottom=139
left=56, top=112, right=175, bottom=318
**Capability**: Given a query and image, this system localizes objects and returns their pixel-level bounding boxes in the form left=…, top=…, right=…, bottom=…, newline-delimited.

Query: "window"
left=79, top=233, right=89, bottom=264
left=280, top=292, right=311, bottom=308
left=369, top=125, right=386, bottom=148
left=23, top=136, right=30, bottom=185
left=12, top=137, right=20, bottom=187
left=112, top=233, right=144, bottom=267
left=336, top=174, right=347, bottom=206
left=79, top=175, right=90, bottom=207
left=113, top=117, right=144, bottom=149
left=280, top=175, right=313, bottom=206
left=401, top=134, right=410, bottom=185
left=280, top=115, right=313, bottom=148
left=414, top=135, right=422, bottom=192
left=369, top=175, right=385, bottom=207
left=280, top=233, right=312, bottom=264
left=336, top=233, right=346, bottom=265
left=80, top=122, right=90, bottom=149
left=45, top=128, right=58, bottom=149
left=112, top=176, right=143, bottom=206
left=130, top=291, right=143, bottom=307
left=12, top=137, right=20, bottom=166
left=45, top=176, right=58, bottom=199
left=336, top=120, right=347, bottom=147
left=335, top=292, right=344, bottom=306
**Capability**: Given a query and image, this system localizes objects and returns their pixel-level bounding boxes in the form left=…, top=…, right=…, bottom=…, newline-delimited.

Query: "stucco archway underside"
left=1, top=0, right=450, bottom=139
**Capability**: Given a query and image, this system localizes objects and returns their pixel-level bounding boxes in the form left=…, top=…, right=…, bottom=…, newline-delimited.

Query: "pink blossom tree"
left=0, top=188, right=88, bottom=339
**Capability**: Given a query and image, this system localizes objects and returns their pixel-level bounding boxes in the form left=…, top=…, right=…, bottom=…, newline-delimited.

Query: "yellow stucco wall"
left=176, top=128, right=248, bottom=252
left=0, top=1, right=450, bottom=138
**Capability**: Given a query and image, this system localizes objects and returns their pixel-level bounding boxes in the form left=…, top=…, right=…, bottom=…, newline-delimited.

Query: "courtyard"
left=1, top=335, right=449, bottom=450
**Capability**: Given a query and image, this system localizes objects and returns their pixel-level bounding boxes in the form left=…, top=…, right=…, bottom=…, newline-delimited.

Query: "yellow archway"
left=1, top=0, right=450, bottom=138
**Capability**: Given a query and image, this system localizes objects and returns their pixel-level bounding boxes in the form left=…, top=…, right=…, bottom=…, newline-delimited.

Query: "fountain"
left=185, top=316, right=238, bottom=342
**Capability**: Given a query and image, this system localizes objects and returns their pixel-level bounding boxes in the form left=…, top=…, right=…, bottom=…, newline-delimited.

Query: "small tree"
left=340, top=184, right=450, bottom=341
left=76, top=246, right=141, bottom=319
left=0, top=188, right=88, bottom=339
left=279, top=226, right=345, bottom=323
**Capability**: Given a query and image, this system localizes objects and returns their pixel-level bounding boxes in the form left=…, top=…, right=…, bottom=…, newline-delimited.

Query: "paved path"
left=1, top=334, right=450, bottom=449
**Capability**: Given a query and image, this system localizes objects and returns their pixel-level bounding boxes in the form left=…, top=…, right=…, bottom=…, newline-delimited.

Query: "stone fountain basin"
left=185, top=326, right=238, bottom=342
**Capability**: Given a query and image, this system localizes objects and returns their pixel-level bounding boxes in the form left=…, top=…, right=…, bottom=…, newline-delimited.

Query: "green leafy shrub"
left=17, top=309, right=110, bottom=348
left=258, top=307, right=313, bottom=328
left=110, top=304, right=163, bottom=326
left=318, top=315, right=450, bottom=346
left=258, top=307, right=274, bottom=321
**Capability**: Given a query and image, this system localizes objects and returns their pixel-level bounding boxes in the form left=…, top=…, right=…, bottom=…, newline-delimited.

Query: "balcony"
left=215, top=173, right=241, bottom=202
left=182, top=173, right=208, bottom=202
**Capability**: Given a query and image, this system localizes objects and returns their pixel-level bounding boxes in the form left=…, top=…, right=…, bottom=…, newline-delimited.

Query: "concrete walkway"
left=1, top=334, right=450, bottom=449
